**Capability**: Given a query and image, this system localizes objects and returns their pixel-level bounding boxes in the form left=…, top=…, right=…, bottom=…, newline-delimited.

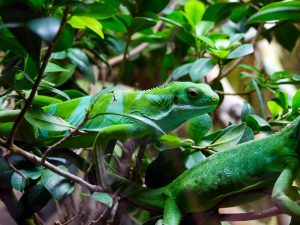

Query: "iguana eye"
left=188, top=89, right=199, bottom=98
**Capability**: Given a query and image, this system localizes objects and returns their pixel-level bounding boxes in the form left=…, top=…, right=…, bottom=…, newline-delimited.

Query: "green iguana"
left=110, top=118, right=300, bottom=225
left=0, top=82, right=219, bottom=186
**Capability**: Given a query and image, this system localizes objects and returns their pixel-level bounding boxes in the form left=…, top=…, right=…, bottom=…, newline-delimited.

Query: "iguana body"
left=0, top=82, right=219, bottom=187
left=112, top=118, right=300, bottom=225
left=0, top=82, right=219, bottom=146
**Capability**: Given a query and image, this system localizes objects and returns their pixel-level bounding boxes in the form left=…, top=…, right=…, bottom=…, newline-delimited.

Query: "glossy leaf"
left=172, top=63, right=192, bottom=80
left=0, top=36, right=27, bottom=57
left=275, top=90, right=289, bottom=110
left=241, top=102, right=254, bottom=121
left=45, top=62, right=69, bottom=73
left=73, top=1, right=118, bottom=19
left=211, top=123, right=246, bottom=151
left=292, top=90, right=300, bottom=112
left=247, top=1, right=300, bottom=24
left=189, top=58, right=217, bottom=81
left=267, top=101, right=283, bottom=117
left=196, top=21, right=214, bottom=37
left=27, top=17, right=61, bottom=44
left=81, top=192, right=113, bottom=207
left=11, top=172, right=28, bottom=191
left=41, top=166, right=74, bottom=200
left=188, top=114, right=212, bottom=144
left=44, top=64, right=76, bottom=87
left=68, top=16, right=104, bottom=39
left=67, top=48, right=95, bottom=83
left=245, top=114, right=271, bottom=131
left=25, top=106, right=74, bottom=131
left=129, top=17, right=156, bottom=34
left=54, top=24, right=74, bottom=52
left=227, top=44, right=253, bottom=59
left=184, top=0, right=205, bottom=26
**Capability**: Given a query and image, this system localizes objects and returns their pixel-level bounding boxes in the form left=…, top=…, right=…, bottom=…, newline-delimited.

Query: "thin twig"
left=5, top=7, right=71, bottom=147
left=0, top=138, right=101, bottom=192
left=219, top=206, right=283, bottom=221
left=215, top=90, right=255, bottom=96
left=41, top=110, right=91, bottom=163
left=4, top=154, right=26, bottom=180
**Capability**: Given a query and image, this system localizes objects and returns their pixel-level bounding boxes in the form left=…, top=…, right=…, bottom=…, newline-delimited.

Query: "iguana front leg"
left=93, top=124, right=142, bottom=189
left=163, top=198, right=183, bottom=225
left=272, top=167, right=300, bottom=220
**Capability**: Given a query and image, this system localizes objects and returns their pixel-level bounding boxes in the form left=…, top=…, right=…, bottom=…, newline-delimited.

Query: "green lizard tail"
left=109, top=173, right=166, bottom=210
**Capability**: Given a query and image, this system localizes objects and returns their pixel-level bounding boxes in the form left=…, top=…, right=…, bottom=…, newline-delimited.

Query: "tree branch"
left=0, top=138, right=102, bottom=192
left=219, top=206, right=284, bottom=221
left=5, top=7, right=71, bottom=147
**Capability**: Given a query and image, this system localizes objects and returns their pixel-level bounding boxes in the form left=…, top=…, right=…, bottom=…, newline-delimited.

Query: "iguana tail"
left=109, top=173, right=166, bottom=210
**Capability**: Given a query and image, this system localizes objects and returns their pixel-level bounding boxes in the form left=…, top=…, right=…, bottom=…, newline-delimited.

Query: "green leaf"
left=199, top=35, right=215, bottom=47
left=188, top=114, right=212, bottom=144
left=0, top=36, right=27, bottom=57
left=245, top=114, right=271, bottom=131
left=195, top=21, right=214, bottom=37
left=92, top=193, right=113, bottom=208
left=267, top=101, right=283, bottom=117
left=136, top=0, right=170, bottom=15
left=275, top=90, right=289, bottom=110
left=44, top=64, right=76, bottom=87
left=227, top=44, right=253, bottom=59
left=11, top=172, right=28, bottom=191
left=247, top=1, right=300, bottom=24
left=67, top=48, right=95, bottom=83
left=211, top=123, right=246, bottom=151
left=27, top=17, right=61, bottom=44
left=271, top=71, right=295, bottom=81
left=203, top=3, right=241, bottom=23
left=45, top=62, right=69, bottom=73
left=68, top=16, right=104, bottom=39
left=73, top=1, right=118, bottom=19
left=184, top=0, right=205, bottom=26
left=215, top=39, right=230, bottom=50
left=241, top=102, right=254, bottom=121
left=189, top=58, right=217, bottom=81
left=172, top=63, right=192, bottom=80
left=41, top=166, right=74, bottom=200
left=158, top=134, right=190, bottom=150
left=292, top=90, right=300, bottom=112
left=185, top=151, right=206, bottom=169
left=129, top=17, right=156, bottom=34
left=250, top=80, right=265, bottom=117
left=25, top=106, right=74, bottom=131
left=54, top=24, right=74, bottom=52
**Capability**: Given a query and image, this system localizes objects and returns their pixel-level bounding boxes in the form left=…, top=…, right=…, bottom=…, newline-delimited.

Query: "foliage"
left=0, top=0, right=299, bottom=225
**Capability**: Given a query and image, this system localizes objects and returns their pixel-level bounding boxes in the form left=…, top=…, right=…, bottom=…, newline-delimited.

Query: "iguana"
left=0, top=82, right=219, bottom=186
left=110, top=118, right=300, bottom=225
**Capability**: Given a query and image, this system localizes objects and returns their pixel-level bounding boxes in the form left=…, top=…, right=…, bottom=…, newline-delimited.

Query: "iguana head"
left=172, top=82, right=219, bottom=111
left=145, top=82, right=219, bottom=131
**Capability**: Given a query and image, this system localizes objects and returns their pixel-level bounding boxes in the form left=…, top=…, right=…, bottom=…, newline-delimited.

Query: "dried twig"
left=0, top=138, right=101, bottom=192
left=219, top=205, right=284, bottom=221
left=5, top=7, right=71, bottom=147
left=215, top=90, right=255, bottom=96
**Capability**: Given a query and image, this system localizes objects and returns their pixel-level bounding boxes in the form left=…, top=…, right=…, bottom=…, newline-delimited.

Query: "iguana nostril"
left=211, top=96, right=217, bottom=101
